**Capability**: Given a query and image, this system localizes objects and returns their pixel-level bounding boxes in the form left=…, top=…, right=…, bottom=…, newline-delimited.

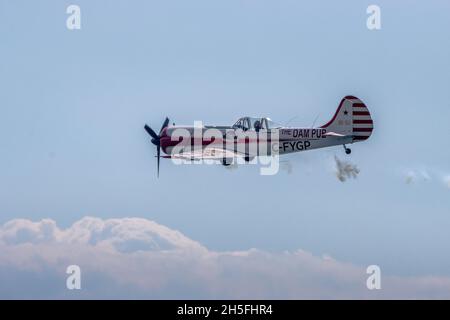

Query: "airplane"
left=144, top=95, right=373, bottom=176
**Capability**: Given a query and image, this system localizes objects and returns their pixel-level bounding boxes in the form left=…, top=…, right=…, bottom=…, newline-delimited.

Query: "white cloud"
left=0, top=217, right=204, bottom=252
left=1, top=217, right=450, bottom=299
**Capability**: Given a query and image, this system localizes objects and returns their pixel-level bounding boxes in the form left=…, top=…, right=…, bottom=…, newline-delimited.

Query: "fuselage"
left=159, top=126, right=354, bottom=157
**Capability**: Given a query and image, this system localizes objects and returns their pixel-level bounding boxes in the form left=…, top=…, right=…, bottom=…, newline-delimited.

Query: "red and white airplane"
left=144, top=96, right=373, bottom=176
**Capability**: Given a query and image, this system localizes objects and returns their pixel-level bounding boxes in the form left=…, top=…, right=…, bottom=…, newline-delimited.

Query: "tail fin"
left=320, top=95, right=373, bottom=142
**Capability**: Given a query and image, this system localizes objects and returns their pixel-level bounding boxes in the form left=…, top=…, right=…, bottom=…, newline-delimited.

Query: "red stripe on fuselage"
left=160, top=136, right=273, bottom=151
left=353, top=127, right=373, bottom=132
left=353, top=119, right=373, bottom=124
left=353, top=136, right=369, bottom=141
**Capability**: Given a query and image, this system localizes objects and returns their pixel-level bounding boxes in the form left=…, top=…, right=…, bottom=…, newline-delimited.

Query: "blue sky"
left=1, top=0, right=450, bottom=293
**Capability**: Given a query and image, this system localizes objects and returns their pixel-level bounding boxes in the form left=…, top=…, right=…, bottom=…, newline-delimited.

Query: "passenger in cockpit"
left=254, top=120, right=261, bottom=132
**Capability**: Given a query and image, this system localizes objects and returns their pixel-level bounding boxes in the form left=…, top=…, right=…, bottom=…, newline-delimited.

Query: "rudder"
left=320, top=96, right=373, bottom=142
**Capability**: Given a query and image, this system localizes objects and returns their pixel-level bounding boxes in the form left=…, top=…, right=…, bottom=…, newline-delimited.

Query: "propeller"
left=144, top=117, right=170, bottom=177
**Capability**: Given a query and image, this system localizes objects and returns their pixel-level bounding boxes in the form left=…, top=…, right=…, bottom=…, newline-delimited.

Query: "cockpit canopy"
left=232, top=117, right=280, bottom=131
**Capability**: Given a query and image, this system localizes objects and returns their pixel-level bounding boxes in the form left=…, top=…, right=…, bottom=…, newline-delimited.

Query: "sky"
left=0, top=0, right=450, bottom=298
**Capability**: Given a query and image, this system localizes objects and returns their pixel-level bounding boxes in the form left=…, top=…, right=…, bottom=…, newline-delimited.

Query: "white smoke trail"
left=402, top=168, right=450, bottom=190
left=280, top=160, right=293, bottom=175
left=404, top=170, right=431, bottom=185
left=405, top=171, right=415, bottom=185
left=334, top=155, right=360, bottom=182
left=443, top=175, right=450, bottom=189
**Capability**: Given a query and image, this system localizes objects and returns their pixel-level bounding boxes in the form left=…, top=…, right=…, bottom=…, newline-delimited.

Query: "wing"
left=162, top=147, right=246, bottom=161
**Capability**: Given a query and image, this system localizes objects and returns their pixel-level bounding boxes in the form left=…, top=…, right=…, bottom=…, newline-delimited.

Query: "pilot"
left=254, top=120, right=261, bottom=132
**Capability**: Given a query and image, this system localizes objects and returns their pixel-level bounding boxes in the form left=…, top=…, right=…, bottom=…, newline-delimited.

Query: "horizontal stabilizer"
left=324, top=131, right=346, bottom=137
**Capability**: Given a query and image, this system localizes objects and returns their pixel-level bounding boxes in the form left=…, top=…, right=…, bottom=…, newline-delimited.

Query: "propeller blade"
left=160, top=117, right=170, bottom=134
left=144, top=124, right=159, bottom=140
left=157, top=145, right=161, bottom=178
left=145, top=118, right=170, bottom=178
